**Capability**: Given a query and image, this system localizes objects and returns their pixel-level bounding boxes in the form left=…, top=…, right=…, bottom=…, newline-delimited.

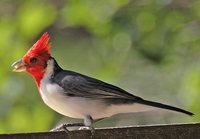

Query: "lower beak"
left=12, top=59, right=26, bottom=72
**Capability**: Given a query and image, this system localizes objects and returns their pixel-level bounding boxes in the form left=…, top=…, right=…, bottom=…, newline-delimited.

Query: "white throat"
left=39, top=59, right=65, bottom=110
left=43, top=59, right=55, bottom=79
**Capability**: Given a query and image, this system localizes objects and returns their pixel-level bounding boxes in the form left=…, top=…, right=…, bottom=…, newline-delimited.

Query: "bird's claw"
left=78, top=126, right=90, bottom=130
left=50, top=123, right=85, bottom=133
left=50, top=123, right=95, bottom=138
left=78, top=126, right=95, bottom=138
left=50, top=123, right=70, bottom=133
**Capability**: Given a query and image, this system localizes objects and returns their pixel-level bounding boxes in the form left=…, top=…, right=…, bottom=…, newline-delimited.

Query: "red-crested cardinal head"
left=12, top=33, right=51, bottom=86
left=12, top=32, right=193, bottom=130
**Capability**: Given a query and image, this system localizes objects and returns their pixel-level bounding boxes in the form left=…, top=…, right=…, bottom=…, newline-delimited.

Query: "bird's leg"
left=78, top=115, right=95, bottom=137
left=50, top=123, right=85, bottom=133
left=80, top=117, right=104, bottom=131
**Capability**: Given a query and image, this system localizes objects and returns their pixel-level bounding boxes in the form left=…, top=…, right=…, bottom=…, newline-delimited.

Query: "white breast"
left=40, top=81, right=81, bottom=118
left=40, top=79, right=109, bottom=119
left=38, top=59, right=85, bottom=118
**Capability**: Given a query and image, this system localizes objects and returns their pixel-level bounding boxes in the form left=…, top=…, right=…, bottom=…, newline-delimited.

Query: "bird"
left=12, top=32, right=193, bottom=131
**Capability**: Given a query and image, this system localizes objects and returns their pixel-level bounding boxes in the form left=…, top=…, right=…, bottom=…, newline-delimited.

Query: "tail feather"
left=136, top=99, right=194, bottom=116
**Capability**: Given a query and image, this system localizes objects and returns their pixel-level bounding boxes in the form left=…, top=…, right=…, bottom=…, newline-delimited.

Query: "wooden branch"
left=0, top=123, right=199, bottom=139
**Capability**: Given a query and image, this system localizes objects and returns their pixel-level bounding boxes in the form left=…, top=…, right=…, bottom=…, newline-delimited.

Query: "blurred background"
left=0, top=0, right=199, bottom=133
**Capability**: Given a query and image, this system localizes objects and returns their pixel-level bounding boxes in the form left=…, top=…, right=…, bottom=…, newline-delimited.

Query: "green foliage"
left=0, top=0, right=199, bottom=133
left=17, top=0, right=56, bottom=38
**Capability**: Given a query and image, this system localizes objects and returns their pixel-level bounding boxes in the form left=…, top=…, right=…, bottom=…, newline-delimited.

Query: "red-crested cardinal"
left=12, top=32, right=193, bottom=131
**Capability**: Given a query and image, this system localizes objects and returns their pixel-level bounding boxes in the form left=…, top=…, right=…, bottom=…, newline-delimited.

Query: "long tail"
left=136, top=99, right=194, bottom=116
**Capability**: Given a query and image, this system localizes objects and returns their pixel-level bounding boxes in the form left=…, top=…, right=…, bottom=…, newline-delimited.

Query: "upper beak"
left=11, top=59, right=26, bottom=72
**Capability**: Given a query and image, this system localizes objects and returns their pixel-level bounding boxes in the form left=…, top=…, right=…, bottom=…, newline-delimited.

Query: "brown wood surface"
left=0, top=123, right=199, bottom=139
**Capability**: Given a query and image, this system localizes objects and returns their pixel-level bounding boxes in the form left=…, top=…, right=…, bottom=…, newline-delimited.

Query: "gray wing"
left=53, top=71, right=194, bottom=116
left=54, top=71, right=143, bottom=101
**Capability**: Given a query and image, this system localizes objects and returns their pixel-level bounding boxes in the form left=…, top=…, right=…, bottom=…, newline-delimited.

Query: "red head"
left=12, top=32, right=51, bottom=86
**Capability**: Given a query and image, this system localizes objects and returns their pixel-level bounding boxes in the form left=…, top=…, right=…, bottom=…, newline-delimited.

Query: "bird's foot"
left=78, top=126, right=90, bottom=130
left=78, top=126, right=95, bottom=138
left=50, top=123, right=84, bottom=133
left=50, top=123, right=69, bottom=133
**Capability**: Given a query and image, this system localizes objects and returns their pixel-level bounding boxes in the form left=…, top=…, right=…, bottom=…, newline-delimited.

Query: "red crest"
left=23, top=32, right=51, bottom=61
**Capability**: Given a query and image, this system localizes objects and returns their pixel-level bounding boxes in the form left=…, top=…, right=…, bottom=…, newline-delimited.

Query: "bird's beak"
left=12, top=59, right=26, bottom=72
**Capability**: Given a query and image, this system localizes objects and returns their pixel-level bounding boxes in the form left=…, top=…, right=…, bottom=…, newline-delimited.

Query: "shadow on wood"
left=0, top=123, right=199, bottom=139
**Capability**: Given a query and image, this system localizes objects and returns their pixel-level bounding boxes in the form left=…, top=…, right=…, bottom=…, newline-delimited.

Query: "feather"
left=23, top=32, right=51, bottom=61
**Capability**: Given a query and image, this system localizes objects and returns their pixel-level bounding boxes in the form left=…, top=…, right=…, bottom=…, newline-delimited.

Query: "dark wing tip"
left=137, top=99, right=194, bottom=116
left=187, top=111, right=194, bottom=116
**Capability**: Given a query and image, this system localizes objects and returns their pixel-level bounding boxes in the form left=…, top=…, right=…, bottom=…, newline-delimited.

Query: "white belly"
left=39, top=82, right=109, bottom=119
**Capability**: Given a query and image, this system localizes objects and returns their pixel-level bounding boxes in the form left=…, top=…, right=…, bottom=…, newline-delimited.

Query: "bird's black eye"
left=30, top=57, right=37, bottom=63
